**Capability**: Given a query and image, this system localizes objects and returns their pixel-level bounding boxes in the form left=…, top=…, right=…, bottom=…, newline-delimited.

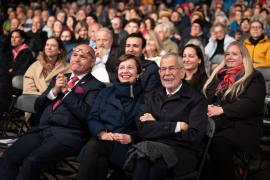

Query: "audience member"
left=76, top=54, right=145, bottom=180
left=88, top=23, right=101, bottom=50
left=171, top=11, right=186, bottom=37
left=43, top=16, right=56, bottom=38
left=124, top=52, right=207, bottom=180
left=260, top=8, right=269, bottom=29
left=41, top=10, right=50, bottom=25
left=125, top=33, right=161, bottom=92
left=60, top=28, right=79, bottom=62
left=243, top=14, right=270, bottom=68
left=238, top=18, right=251, bottom=42
left=74, top=21, right=89, bottom=45
left=213, top=12, right=235, bottom=38
left=143, top=30, right=165, bottom=67
left=160, top=11, right=171, bottom=24
left=24, top=9, right=33, bottom=32
left=3, top=10, right=16, bottom=34
left=50, top=20, right=63, bottom=37
left=243, top=10, right=253, bottom=19
left=0, top=44, right=106, bottom=179
left=119, top=19, right=141, bottom=49
left=163, top=21, right=180, bottom=44
left=55, top=9, right=67, bottom=26
left=112, top=16, right=128, bottom=47
left=76, top=9, right=87, bottom=22
left=86, top=14, right=98, bottom=27
left=66, top=16, right=77, bottom=32
left=26, top=16, right=48, bottom=59
left=154, top=24, right=178, bottom=54
left=139, top=21, right=147, bottom=35
left=91, top=27, right=125, bottom=83
left=10, top=18, right=20, bottom=31
left=182, top=44, right=208, bottom=91
left=203, top=41, right=265, bottom=180
left=231, top=10, right=242, bottom=32
left=143, top=17, right=155, bottom=31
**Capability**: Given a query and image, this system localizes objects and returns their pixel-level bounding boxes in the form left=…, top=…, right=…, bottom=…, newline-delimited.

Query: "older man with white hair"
left=91, top=27, right=125, bottom=83
left=154, top=24, right=178, bottom=54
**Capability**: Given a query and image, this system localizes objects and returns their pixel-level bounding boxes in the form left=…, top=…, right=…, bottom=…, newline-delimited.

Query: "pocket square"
left=75, top=86, right=84, bottom=93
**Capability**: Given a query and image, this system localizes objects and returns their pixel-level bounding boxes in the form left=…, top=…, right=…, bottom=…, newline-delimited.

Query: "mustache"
left=163, top=78, right=174, bottom=81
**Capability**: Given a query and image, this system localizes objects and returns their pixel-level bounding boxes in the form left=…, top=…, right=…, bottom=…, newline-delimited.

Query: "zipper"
left=252, top=45, right=256, bottom=62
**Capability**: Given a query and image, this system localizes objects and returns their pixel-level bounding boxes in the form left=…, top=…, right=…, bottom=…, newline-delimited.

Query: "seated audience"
left=154, top=24, right=178, bottom=54
left=55, top=9, right=67, bottom=26
left=203, top=41, right=265, bottom=180
left=76, top=9, right=87, bottom=22
left=60, top=28, right=79, bottom=62
left=163, top=21, right=180, bottom=44
left=91, top=27, right=125, bottom=83
left=231, top=10, right=242, bottom=32
left=119, top=19, right=141, bottom=49
left=243, top=14, right=270, bottom=68
left=143, top=30, right=165, bottom=67
left=112, top=16, right=128, bottom=47
left=50, top=20, right=63, bottom=37
left=182, top=44, right=208, bottom=91
left=3, top=10, right=16, bottom=33
left=171, top=11, right=186, bottom=36
left=76, top=54, right=146, bottom=180
left=26, top=16, right=48, bottom=59
left=143, top=17, right=155, bottom=31
left=66, top=16, right=77, bottom=32
left=0, top=44, right=106, bottom=179
left=238, top=18, right=251, bottom=42
left=42, top=15, right=56, bottom=37
left=123, top=52, right=208, bottom=180
left=10, top=18, right=20, bottom=32
left=213, top=12, right=235, bottom=38
left=88, top=23, right=101, bottom=50
left=86, top=14, right=98, bottom=27
left=160, top=11, right=171, bottom=24
left=125, top=33, right=161, bottom=92
left=140, top=21, right=148, bottom=35
left=74, top=21, right=89, bottom=45
left=179, top=19, right=209, bottom=54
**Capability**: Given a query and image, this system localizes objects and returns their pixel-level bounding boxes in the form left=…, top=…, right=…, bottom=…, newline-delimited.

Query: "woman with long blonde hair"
left=203, top=41, right=265, bottom=180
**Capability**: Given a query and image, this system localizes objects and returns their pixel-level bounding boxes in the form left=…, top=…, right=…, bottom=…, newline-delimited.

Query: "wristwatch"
left=64, top=88, right=72, bottom=94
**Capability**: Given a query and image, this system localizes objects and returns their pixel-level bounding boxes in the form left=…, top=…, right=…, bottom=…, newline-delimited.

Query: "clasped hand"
left=52, top=74, right=68, bottom=96
left=99, top=131, right=132, bottom=144
left=207, top=104, right=224, bottom=118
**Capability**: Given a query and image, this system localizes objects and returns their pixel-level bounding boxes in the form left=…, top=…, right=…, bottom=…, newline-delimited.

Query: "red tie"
left=52, top=77, right=79, bottom=110
left=168, top=93, right=173, bottom=98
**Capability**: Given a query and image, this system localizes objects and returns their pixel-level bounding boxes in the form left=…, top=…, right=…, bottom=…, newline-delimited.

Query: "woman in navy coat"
left=76, top=54, right=146, bottom=180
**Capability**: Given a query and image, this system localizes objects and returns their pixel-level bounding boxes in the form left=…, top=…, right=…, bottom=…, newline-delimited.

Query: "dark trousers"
left=76, top=139, right=115, bottom=180
left=0, top=128, right=77, bottom=180
left=131, top=158, right=167, bottom=180
left=208, top=136, right=240, bottom=180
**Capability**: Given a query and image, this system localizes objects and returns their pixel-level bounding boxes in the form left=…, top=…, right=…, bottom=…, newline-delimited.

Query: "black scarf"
left=250, top=35, right=264, bottom=46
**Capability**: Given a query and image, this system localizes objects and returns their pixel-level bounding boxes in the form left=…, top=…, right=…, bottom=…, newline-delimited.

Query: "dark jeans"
left=131, top=158, right=168, bottom=180
left=208, top=136, right=240, bottom=180
left=76, top=139, right=115, bottom=180
left=0, top=128, right=77, bottom=180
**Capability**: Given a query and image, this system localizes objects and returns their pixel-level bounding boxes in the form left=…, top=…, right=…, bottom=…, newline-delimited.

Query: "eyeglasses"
left=111, top=20, right=119, bottom=23
left=241, top=23, right=249, bottom=25
left=118, top=66, right=136, bottom=71
left=159, top=67, right=182, bottom=73
left=250, top=26, right=262, bottom=30
left=73, top=47, right=95, bottom=59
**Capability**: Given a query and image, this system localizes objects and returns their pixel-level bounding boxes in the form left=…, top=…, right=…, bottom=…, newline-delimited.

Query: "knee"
left=1, top=151, right=17, bottom=166
left=23, top=156, right=38, bottom=168
left=84, top=140, right=101, bottom=156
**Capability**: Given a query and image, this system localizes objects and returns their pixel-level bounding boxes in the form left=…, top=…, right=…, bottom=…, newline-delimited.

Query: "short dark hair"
left=143, top=17, right=155, bottom=30
left=128, top=19, right=141, bottom=27
left=260, top=8, right=269, bottom=15
left=172, top=11, right=181, bottom=16
left=115, top=54, right=143, bottom=75
left=10, top=30, right=27, bottom=44
left=126, top=32, right=146, bottom=49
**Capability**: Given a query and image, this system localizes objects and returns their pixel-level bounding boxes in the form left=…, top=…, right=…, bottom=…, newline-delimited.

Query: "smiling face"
left=128, top=22, right=139, bottom=34
left=144, top=34, right=156, bottom=52
left=159, top=55, right=185, bottom=93
left=45, top=39, right=61, bottom=58
left=53, top=21, right=63, bottom=33
left=125, top=37, right=143, bottom=57
left=225, top=45, right=243, bottom=68
left=118, top=58, right=140, bottom=84
left=78, top=27, right=88, bottom=38
left=241, top=19, right=250, bottom=32
left=66, top=16, right=74, bottom=28
left=57, top=12, right=65, bottom=23
left=183, top=47, right=201, bottom=71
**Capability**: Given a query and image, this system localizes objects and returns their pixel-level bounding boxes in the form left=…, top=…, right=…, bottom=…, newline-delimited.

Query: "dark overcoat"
left=136, top=80, right=208, bottom=176
left=205, top=71, right=265, bottom=159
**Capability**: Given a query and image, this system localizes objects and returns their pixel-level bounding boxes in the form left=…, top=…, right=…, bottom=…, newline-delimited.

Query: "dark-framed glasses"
left=73, top=47, right=95, bottom=59
left=250, top=26, right=262, bottom=30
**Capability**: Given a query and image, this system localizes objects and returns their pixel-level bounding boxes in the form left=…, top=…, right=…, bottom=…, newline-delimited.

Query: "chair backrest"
left=104, top=82, right=113, bottom=87
left=13, top=94, right=40, bottom=113
left=12, top=75, right=24, bottom=90
left=256, top=67, right=270, bottom=81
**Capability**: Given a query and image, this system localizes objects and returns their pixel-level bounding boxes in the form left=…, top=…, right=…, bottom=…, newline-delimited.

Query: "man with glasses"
left=26, top=16, right=48, bottom=59
left=130, top=52, right=207, bottom=179
left=112, top=16, right=128, bottom=47
left=0, top=44, right=106, bottom=179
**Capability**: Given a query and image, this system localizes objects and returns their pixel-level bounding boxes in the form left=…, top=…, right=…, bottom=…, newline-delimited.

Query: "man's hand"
left=99, top=131, right=116, bottom=141
left=52, top=74, right=67, bottom=96
left=180, top=122, right=188, bottom=131
left=94, top=49, right=104, bottom=59
left=140, top=113, right=156, bottom=122
left=114, top=133, right=132, bottom=144
left=174, top=33, right=181, bottom=41
left=207, top=104, right=224, bottom=117
left=211, top=32, right=217, bottom=43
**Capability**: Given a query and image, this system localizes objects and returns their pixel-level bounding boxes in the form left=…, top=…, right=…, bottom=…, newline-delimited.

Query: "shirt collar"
left=70, top=72, right=88, bottom=81
left=166, top=83, right=182, bottom=95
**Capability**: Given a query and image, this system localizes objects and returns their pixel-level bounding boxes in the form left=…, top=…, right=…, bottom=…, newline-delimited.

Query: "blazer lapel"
left=72, top=72, right=93, bottom=90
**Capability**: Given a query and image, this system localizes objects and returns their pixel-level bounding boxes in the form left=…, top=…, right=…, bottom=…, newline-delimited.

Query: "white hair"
left=154, top=24, right=168, bottom=33
left=94, top=27, right=113, bottom=39
left=163, top=21, right=175, bottom=35
left=161, top=52, right=184, bottom=68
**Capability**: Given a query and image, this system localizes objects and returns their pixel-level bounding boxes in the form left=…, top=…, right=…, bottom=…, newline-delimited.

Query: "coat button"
left=163, top=109, right=166, bottom=112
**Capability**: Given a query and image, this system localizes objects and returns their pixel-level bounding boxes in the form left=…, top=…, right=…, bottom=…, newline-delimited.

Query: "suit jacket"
left=27, top=72, right=106, bottom=152
left=136, top=81, right=208, bottom=175
left=26, top=30, right=48, bottom=58
left=106, top=46, right=125, bottom=83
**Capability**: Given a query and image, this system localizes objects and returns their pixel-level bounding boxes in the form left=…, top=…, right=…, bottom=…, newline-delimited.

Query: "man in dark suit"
left=131, top=52, right=208, bottom=179
left=0, top=44, right=106, bottom=179
left=125, top=33, right=161, bottom=92
left=91, top=27, right=125, bottom=83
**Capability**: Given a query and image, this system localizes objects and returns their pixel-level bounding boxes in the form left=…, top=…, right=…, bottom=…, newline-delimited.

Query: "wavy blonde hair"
left=74, top=21, right=89, bottom=40
left=202, top=41, right=254, bottom=100
left=143, top=30, right=164, bottom=58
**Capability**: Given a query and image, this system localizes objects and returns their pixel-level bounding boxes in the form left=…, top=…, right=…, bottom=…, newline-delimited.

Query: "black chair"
left=234, top=152, right=256, bottom=180
left=168, top=118, right=215, bottom=180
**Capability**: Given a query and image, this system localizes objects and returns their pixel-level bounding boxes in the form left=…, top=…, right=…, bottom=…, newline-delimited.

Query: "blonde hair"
left=202, top=41, right=254, bottom=100
left=74, top=21, right=89, bottom=40
left=50, top=20, right=62, bottom=37
left=143, top=30, right=164, bottom=58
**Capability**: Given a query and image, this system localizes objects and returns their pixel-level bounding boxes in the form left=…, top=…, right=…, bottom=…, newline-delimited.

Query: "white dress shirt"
left=166, top=83, right=183, bottom=133
left=91, top=49, right=110, bottom=83
left=47, top=73, right=87, bottom=100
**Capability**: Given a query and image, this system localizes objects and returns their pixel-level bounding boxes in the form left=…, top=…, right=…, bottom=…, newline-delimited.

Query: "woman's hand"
left=211, top=32, right=217, bottom=43
left=235, top=32, right=241, bottom=41
left=114, top=133, right=132, bottom=144
left=140, top=113, right=156, bottom=122
left=99, top=131, right=116, bottom=141
left=207, top=104, right=224, bottom=117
